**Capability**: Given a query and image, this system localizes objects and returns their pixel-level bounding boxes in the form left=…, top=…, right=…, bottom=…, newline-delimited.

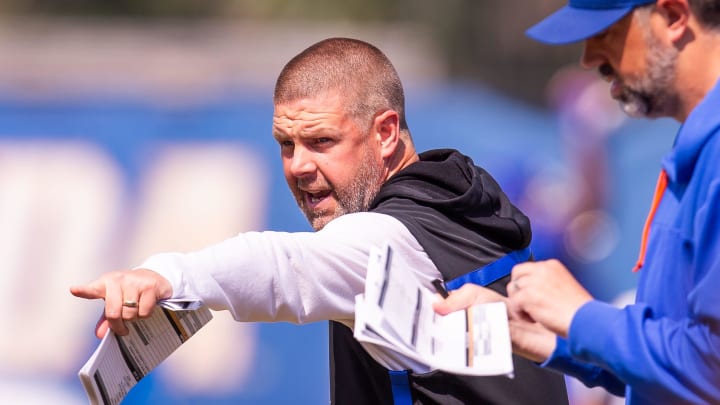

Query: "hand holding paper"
left=78, top=300, right=212, bottom=405
left=354, top=244, right=514, bottom=377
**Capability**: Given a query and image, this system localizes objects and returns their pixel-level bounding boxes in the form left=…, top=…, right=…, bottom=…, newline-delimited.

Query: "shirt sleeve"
left=568, top=278, right=720, bottom=402
left=549, top=174, right=720, bottom=403
left=541, top=336, right=626, bottom=397
left=137, top=212, right=439, bottom=325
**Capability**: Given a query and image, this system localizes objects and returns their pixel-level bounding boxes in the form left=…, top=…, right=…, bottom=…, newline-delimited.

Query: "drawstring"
left=632, top=170, right=668, bottom=272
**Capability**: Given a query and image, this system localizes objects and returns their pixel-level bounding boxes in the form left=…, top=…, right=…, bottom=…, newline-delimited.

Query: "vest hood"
left=371, top=148, right=531, bottom=250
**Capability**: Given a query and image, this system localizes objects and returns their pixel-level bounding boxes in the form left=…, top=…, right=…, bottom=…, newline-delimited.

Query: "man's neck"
left=384, top=134, right=420, bottom=180
left=675, top=26, right=720, bottom=121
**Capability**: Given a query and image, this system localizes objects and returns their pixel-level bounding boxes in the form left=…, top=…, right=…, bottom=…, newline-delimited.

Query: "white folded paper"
left=354, top=243, right=514, bottom=377
left=78, top=299, right=212, bottom=405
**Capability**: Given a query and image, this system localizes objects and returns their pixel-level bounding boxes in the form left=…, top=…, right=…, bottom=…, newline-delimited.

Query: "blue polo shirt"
left=543, top=79, right=720, bottom=404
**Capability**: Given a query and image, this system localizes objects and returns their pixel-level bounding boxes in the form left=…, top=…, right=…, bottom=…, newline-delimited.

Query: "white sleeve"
left=138, top=212, right=441, bottom=325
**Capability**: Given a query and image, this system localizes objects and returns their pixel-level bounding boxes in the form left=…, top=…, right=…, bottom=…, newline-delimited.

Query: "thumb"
left=95, top=316, right=110, bottom=339
left=433, top=284, right=505, bottom=316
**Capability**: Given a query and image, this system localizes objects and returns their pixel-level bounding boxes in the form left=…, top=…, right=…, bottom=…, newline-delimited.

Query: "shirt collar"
left=662, top=78, right=720, bottom=187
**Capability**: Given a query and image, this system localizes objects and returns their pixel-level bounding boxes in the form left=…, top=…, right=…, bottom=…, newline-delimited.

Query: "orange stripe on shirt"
left=632, top=170, right=668, bottom=272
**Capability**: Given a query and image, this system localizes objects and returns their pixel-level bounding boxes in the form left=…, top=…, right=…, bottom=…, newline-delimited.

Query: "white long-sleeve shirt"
left=140, top=211, right=442, bottom=371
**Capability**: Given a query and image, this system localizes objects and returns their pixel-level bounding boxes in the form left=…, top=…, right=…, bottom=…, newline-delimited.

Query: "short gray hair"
left=273, top=37, right=408, bottom=131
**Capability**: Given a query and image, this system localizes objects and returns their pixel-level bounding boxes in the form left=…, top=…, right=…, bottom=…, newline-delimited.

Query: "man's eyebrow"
left=272, top=129, right=288, bottom=141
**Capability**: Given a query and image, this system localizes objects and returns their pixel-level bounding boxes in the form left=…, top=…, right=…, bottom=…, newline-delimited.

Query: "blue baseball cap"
left=526, top=0, right=656, bottom=45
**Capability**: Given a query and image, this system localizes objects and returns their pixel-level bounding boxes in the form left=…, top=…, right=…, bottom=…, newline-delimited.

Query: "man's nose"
left=580, top=38, right=605, bottom=70
left=289, top=146, right=316, bottom=177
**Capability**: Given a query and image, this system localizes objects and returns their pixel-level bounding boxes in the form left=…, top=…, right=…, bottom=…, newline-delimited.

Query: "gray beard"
left=617, top=30, right=679, bottom=118
left=304, top=148, right=383, bottom=231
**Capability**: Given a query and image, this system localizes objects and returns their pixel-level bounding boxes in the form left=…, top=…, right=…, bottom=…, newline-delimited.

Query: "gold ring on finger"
left=122, top=300, right=138, bottom=308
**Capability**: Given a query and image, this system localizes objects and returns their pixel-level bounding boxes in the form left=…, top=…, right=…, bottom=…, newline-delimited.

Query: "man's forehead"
left=273, top=92, right=349, bottom=122
left=275, top=91, right=345, bottom=110
left=273, top=104, right=343, bottom=122
left=272, top=103, right=350, bottom=137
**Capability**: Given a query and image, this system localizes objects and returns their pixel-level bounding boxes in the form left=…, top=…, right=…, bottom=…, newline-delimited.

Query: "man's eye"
left=314, top=137, right=332, bottom=144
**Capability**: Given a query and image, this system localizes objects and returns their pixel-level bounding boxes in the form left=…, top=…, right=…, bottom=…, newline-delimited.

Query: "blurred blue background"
left=0, top=2, right=679, bottom=404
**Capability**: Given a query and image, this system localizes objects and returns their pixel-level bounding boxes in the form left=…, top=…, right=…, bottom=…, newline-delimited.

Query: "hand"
left=508, top=259, right=593, bottom=338
left=70, top=269, right=173, bottom=338
left=433, top=283, right=557, bottom=362
left=432, top=282, right=506, bottom=316
left=507, top=318, right=557, bottom=363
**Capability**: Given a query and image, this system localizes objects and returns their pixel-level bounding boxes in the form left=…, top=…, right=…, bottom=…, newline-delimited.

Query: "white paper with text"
left=354, top=244, right=514, bottom=377
left=78, top=300, right=212, bottom=405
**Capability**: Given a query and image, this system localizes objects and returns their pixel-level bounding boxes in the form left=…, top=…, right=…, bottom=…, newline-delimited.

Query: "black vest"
left=329, top=149, right=568, bottom=404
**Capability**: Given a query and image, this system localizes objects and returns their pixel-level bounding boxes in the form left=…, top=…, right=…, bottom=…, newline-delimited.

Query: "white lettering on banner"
left=0, top=141, right=123, bottom=405
left=126, top=143, right=267, bottom=394
left=0, top=141, right=123, bottom=376
left=0, top=140, right=267, bottom=400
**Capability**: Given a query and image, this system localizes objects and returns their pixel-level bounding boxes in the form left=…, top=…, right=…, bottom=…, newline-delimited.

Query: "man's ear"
left=655, top=0, right=691, bottom=44
left=373, top=110, right=401, bottom=159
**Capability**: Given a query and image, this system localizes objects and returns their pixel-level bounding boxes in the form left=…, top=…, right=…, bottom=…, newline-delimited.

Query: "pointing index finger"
left=69, top=281, right=107, bottom=301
